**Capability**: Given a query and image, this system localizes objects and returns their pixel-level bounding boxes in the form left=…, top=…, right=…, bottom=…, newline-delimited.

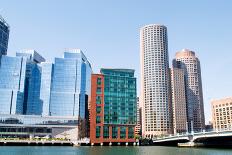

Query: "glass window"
left=128, top=127, right=134, bottom=138
left=96, top=87, right=102, bottom=94
left=103, top=126, right=109, bottom=138
left=96, top=106, right=101, bottom=114
left=112, top=126, right=118, bottom=139
left=96, top=116, right=101, bottom=124
left=120, top=127, right=126, bottom=139
left=96, top=126, right=101, bottom=138
left=96, top=96, right=101, bottom=104
left=97, top=78, right=101, bottom=85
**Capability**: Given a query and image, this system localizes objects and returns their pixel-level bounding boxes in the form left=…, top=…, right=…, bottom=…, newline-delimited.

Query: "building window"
left=96, top=116, right=101, bottom=124
left=120, top=127, right=126, bottom=139
left=103, top=126, right=109, bottom=138
left=128, top=127, right=134, bottom=139
left=96, top=106, right=101, bottom=114
left=96, top=87, right=102, bottom=94
left=112, top=126, right=118, bottom=139
left=97, top=78, right=102, bottom=85
left=96, top=126, right=101, bottom=138
left=96, top=96, right=101, bottom=104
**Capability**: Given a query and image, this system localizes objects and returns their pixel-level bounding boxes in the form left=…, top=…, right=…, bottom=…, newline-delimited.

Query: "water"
left=0, top=146, right=231, bottom=155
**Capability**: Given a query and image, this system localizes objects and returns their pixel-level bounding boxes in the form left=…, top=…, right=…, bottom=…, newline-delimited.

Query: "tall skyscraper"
left=40, top=62, right=54, bottom=116
left=140, top=24, right=172, bottom=137
left=90, top=69, right=137, bottom=145
left=170, top=68, right=187, bottom=134
left=16, top=50, right=45, bottom=115
left=173, top=49, right=205, bottom=132
left=0, top=15, right=10, bottom=57
left=0, top=55, right=27, bottom=114
left=50, top=49, right=92, bottom=117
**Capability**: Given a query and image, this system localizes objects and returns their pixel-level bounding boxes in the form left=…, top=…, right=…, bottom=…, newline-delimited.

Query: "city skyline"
left=2, top=1, right=232, bottom=123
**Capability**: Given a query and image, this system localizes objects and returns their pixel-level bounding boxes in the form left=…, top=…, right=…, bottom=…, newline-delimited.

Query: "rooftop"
left=100, top=68, right=135, bottom=73
left=140, top=24, right=167, bottom=30
left=175, top=49, right=196, bottom=58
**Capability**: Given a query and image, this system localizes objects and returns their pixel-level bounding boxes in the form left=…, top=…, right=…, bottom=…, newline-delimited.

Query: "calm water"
left=0, top=146, right=232, bottom=155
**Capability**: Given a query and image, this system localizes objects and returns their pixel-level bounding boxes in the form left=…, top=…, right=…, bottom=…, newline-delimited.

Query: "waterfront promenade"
left=0, top=138, right=90, bottom=146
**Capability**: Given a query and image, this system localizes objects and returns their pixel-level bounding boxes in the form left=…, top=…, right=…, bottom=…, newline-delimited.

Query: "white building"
left=140, top=24, right=172, bottom=137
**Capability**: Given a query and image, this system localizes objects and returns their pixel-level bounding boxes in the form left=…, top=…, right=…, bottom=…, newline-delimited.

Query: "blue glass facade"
left=0, top=16, right=9, bottom=57
left=40, top=62, right=53, bottom=116
left=0, top=49, right=91, bottom=139
left=50, top=49, right=92, bottom=117
left=16, top=50, right=45, bottom=115
left=0, top=55, right=27, bottom=114
left=0, top=48, right=91, bottom=119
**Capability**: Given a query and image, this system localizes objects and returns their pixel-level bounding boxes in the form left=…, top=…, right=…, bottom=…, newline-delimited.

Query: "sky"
left=1, top=0, right=232, bottom=123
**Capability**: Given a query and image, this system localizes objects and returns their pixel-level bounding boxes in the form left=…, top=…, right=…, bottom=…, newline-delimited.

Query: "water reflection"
left=0, top=146, right=232, bottom=155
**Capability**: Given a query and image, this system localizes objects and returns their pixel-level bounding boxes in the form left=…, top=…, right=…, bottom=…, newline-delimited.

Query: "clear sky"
left=1, top=0, right=232, bottom=123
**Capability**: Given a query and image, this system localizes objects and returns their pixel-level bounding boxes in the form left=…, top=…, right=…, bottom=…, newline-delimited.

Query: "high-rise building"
left=173, top=49, right=205, bottom=132
left=0, top=15, right=10, bottom=57
left=16, top=50, right=45, bottom=115
left=40, top=62, right=54, bottom=116
left=211, top=97, right=232, bottom=131
left=140, top=24, right=172, bottom=137
left=50, top=49, right=92, bottom=117
left=90, top=69, right=137, bottom=145
left=0, top=55, right=27, bottom=114
left=170, top=68, right=187, bottom=134
left=0, top=49, right=92, bottom=140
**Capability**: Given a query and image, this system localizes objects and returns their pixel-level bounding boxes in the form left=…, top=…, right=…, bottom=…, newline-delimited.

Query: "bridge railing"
left=153, top=128, right=232, bottom=141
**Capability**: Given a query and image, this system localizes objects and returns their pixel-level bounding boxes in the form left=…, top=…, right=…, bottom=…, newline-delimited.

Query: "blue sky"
left=1, top=0, right=232, bottom=123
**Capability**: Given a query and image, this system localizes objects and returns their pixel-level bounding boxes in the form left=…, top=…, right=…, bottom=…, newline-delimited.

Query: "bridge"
left=152, top=129, right=232, bottom=147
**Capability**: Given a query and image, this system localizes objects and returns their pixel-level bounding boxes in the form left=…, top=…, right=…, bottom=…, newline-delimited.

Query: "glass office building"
left=0, top=15, right=9, bottom=57
left=0, top=114, right=79, bottom=140
left=0, top=55, right=27, bottom=114
left=16, top=50, right=45, bottom=115
left=90, top=69, right=137, bottom=144
left=40, top=62, right=54, bottom=116
left=50, top=49, right=92, bottom=117
left=0, top=49, right=91, bottom=140
left=101, top=69, right=137, bottom=126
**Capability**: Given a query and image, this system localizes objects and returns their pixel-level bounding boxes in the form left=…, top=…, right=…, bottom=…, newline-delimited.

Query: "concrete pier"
left=178, top=142, right=204, bottom=147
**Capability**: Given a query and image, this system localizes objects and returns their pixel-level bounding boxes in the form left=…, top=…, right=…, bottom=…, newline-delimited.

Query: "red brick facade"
left=90, top=74, right=135, bottom=144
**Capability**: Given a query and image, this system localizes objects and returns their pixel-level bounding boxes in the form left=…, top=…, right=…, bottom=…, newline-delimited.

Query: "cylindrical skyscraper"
left=140, top=24, right=172, bottom=137
left=173, top=49, right=205, bottom=132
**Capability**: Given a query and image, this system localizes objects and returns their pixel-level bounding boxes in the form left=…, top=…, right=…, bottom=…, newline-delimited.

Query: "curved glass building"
left=49, top=49, right=92, bottom=117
